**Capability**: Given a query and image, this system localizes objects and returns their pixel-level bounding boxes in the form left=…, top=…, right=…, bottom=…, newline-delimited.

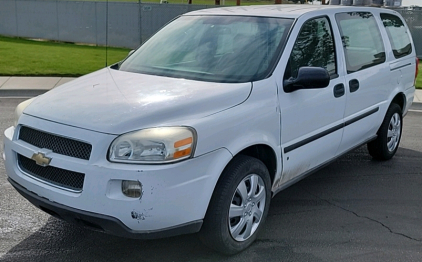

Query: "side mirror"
left=283, top=67, right=330, bottom=93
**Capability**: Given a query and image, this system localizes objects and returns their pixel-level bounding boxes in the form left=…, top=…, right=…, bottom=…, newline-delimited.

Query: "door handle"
left=333, top=83, right=345, bottom=98
left=349, top=79, right=359, bottom=93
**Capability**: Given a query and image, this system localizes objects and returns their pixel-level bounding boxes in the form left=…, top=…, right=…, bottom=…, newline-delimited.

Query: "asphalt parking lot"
left=1, top=98, right=421, bottom=262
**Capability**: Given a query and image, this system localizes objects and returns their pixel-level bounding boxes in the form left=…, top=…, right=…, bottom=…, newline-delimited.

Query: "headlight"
left=14, top=98, right=36, bottom=127
left=108, top=127, right=197, bottom=164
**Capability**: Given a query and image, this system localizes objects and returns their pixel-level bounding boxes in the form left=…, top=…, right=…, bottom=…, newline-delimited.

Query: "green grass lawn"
left=0, top=36, right=130, bottom=77
left=0, top=35, right=421, bottom=88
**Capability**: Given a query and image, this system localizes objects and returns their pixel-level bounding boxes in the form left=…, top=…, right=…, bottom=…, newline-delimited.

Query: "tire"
left=367, top=103, right=402, bottom=160
left=199, top=155, right=271, bottom=255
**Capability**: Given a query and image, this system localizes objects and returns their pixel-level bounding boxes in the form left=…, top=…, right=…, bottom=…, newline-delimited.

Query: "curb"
left=411, top=102, right=422, bottom=110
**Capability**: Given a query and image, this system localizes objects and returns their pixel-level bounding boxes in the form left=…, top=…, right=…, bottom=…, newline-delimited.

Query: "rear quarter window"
left=380, top=13, right=412, bottom=59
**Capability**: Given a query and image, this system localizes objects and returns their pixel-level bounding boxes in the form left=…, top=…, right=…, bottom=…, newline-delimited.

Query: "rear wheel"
left=199, top=155, right=271, bottom=255
left=367, top=103, right=402, bottom=160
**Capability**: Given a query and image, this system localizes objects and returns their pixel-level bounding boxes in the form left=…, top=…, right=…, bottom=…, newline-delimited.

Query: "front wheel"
left=199, top=155, right=271, bottom=255
left=367, top=103, right=402, bottom=160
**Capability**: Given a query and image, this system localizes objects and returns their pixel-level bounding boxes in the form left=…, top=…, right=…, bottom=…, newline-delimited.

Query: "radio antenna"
left=105, top=0, right=109, bottom=67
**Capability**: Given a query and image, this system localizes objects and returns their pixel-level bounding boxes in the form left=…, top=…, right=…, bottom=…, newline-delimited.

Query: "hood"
left=24, top=68, right=252, bottom=134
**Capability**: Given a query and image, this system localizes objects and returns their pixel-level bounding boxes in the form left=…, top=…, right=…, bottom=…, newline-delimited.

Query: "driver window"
left=284, top=17, right=336, bottom=80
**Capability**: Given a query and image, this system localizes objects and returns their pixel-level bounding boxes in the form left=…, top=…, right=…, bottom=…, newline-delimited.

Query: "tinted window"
left=284, top=17, right=336, bottom=79
left=381, top=13, right=412, bottom=58
left=336, top=12, right=385, bottom=73
left=119, top=16, right=293, bottom=83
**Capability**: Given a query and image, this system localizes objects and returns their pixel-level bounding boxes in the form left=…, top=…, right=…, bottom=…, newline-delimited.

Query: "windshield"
left=118, top=15, right=293, bottom=83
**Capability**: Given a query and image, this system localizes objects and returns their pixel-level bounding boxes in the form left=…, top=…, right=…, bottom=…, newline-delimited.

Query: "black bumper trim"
left=8, top=177, right=203, bottom=239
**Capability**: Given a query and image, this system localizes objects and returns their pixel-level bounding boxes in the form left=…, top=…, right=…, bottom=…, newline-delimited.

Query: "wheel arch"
left=234, top=144, right=277, bottom=188
left=391, top=92, right=406, bottom=112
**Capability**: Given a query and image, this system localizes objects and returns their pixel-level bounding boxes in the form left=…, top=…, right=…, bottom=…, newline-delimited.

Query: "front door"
left=277, top=16, right=346, bottom=185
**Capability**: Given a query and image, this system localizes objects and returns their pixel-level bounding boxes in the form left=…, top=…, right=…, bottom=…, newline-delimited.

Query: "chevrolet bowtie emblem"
left=31, top=152, right=52, bottom=167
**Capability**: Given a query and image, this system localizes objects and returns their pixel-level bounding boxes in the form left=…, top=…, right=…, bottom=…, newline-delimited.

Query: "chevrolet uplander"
left=3, top=4, right=418, bottom=254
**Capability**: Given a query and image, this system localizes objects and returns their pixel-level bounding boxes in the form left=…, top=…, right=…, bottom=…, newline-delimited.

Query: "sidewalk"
left=0, top=76, right=75, bottom=97
left=0, top=76, right=421, bottom=104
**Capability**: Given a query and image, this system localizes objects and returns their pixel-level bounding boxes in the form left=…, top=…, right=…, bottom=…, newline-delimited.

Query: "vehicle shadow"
left=2, top=146, right=422, bottom=262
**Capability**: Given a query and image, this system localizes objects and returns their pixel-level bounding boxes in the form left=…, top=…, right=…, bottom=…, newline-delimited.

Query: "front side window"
left=381, top=13, right=412, bottom=58
left=336, top=12, right=385, bottom=73
left=284, top=16, right=336, bottom=80
left=119, top=16, right=293, bottom=83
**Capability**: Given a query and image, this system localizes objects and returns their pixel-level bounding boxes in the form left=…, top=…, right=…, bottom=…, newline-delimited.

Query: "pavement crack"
left=302, top=188, right=422, bottom=243
left=255, top=238, right=285, bottom=245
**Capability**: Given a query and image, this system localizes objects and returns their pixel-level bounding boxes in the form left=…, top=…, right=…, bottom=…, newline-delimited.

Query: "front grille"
left=19, top=126, right=92, bottom=160
left=18, top=154, right=85, bottom=191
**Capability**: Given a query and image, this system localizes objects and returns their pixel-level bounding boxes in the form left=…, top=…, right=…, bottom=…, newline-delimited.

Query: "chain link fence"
left=0, top=0, right=213, bottom=48
left=0, top=0, right=421, bottom=57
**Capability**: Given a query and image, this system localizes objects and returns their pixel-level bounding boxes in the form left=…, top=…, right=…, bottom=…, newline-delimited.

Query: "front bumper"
left=8, top=177, right=202, bottom=239
left=3, top=115, right=232, bottom=237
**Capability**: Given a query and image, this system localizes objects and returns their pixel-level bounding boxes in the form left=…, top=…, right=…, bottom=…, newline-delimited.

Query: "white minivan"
left=3, top=5, right=418, bottom=254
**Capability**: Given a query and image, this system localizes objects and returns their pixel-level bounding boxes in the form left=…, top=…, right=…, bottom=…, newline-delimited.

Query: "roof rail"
left=329, top=0, right=400, bottom=6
